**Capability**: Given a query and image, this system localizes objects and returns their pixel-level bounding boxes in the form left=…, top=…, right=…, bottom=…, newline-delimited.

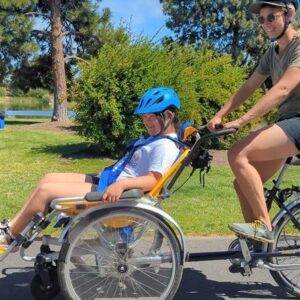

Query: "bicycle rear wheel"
left=269, top=203, right=300, bottom=297
left=58, top=207, right=183, bottom=300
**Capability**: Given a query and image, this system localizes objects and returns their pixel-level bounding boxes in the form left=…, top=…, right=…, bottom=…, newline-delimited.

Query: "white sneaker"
left=0, top=220, right=18, bottom=254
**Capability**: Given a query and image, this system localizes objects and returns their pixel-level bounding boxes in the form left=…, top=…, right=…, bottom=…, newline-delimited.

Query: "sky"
left=100, top=0, right=173, bottom=42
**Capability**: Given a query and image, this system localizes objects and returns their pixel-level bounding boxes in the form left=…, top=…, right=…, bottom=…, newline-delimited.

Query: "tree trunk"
left=232, top=25, right=240, bottom=63
left=50, top=0, right=68, bottom=121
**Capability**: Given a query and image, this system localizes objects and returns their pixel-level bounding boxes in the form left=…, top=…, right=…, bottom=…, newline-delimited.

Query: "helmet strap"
left=271, top=4, right=291, bottom=42
left=272, top=19, right=290, bottom=42
left=156, top=110, right=175, bottom=134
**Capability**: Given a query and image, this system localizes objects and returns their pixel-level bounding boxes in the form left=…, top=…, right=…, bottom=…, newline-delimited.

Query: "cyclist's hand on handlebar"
left=223, top=118, right=244, bottom=130
left=207, top=116, right=222, bottom=132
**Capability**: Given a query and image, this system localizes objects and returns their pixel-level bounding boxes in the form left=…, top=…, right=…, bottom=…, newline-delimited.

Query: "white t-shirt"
left=117, top=133, right=180, bottom=180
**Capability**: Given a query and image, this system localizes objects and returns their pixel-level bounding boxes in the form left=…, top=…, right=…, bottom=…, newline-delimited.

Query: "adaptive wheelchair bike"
left=1, top=124, right=300, bottom=300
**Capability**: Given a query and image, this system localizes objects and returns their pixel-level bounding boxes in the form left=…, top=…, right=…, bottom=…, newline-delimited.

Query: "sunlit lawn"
left=0, top=119, right=299, bottom=236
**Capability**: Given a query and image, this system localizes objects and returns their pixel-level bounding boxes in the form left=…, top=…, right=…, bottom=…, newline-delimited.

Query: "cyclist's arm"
left=238, top=67, right=300, bottom=126
left=215, top=70, right=268, bottom=119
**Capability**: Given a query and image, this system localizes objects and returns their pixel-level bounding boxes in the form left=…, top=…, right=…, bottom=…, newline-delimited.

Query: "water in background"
left=0, top=97, right=75, bottom=118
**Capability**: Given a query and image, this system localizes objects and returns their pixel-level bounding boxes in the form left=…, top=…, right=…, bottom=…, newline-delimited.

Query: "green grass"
left=0, top=121, right=113, bottom=232
left=163, top=166, right=299, bottom=235
left=0, top=119, right=299, bottom=236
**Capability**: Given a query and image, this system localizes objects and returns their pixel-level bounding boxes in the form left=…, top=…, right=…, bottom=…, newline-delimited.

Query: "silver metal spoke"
left=60, top=209, right=181, bottom=299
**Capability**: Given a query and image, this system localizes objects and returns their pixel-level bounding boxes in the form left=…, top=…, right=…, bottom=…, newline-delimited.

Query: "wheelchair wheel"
left=58, top=207, right=183, bottom=300
left=268, top=203, right=300, bottom=297
left=69, top=219, right=164, bottom=273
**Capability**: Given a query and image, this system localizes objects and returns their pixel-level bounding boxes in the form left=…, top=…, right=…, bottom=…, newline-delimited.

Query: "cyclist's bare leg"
left=10, top=180, right=93, bottom=237
left=228, top=124, right=299, bottom=230
left=233, top=159, right=285, bottom=222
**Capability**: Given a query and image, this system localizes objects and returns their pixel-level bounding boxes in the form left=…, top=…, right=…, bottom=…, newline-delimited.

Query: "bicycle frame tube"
left=273, top=162, right=290, bottom=190
left=272, top=197, right=300, bottom=230
left=186, top=248, right=300, bottom=262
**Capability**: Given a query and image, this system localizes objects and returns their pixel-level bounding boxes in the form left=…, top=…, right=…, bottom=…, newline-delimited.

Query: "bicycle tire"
left=268, top=203, right=300, bottom=297
left=58, top=207, right=183, bottom=300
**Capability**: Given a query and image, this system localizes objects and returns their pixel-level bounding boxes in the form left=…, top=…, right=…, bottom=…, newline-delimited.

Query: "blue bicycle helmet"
left=134, top=87, right=181, bottom=115
left=249, top=0, right=299, bottom=14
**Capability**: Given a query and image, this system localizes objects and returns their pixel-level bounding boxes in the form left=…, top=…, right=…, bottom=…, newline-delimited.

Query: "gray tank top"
left=256, top=31, right=300, bottom=120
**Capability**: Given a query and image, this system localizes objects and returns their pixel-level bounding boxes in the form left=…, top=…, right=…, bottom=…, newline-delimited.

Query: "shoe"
left=0, top=220, right=18, bottom=254
left=228, top=220, right=274, bottom=243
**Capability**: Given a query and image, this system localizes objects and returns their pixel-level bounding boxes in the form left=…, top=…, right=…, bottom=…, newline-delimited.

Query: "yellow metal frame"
left=54, top=149, right=190, bottom=216
left=53, top=126, right=197, bottom=219
left=147, top=149, right=190, bottom=198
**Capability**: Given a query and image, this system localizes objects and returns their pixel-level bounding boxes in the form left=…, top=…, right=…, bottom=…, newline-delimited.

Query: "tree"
left=0, top=0, right=38, bottom=83
left=29, top=0, right=112, bottom=121
left=10, top=55, right=53, bottom=92
left=160, top=0, right=268, bottom=65
left=1, top=0, right=113, bottom=121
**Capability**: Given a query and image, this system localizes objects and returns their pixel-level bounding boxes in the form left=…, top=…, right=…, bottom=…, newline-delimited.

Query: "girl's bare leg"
left=228, top=124, right=299, bottom=230
left=10, top=174, right=93, bottom=236
left=11, top=173, right=88, bottom=228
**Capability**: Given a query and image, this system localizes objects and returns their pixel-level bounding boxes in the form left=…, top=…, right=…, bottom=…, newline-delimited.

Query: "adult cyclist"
left=208, top=0, right=300, bottom=243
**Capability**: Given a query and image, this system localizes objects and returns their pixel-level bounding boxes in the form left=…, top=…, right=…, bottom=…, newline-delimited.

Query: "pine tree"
left=160, top=0, right=268, bottom=65
left=0, top=0, right=38, bottom=83
left=0, top=0, right=113, bottom=121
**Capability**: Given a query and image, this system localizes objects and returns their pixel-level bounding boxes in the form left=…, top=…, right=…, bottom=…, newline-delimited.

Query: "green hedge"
left=71, top=40, right=263, bottom=156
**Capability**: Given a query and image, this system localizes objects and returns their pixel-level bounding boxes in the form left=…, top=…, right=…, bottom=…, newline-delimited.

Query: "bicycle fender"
left=59, top=199, right=187, bottom=264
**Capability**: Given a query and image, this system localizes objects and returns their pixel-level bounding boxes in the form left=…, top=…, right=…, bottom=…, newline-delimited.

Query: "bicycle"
left=0, top=124, right=300, bottom=300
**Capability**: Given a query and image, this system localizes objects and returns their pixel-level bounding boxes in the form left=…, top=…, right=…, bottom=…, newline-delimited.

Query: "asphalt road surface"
left=0, top=237, right=296, bottom=300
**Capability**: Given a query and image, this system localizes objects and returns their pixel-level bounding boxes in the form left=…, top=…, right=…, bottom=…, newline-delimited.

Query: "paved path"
left=0, top=237, right=295, bottom=300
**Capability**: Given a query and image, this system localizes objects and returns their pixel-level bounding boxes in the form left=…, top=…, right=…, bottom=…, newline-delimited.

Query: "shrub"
left=10, top=88, right=25, bottom=97
left=70, top=40, right=262, bottom=156
left=26, top=88, right=50, bottom=103
left=0, top=86, right=7, bottom=97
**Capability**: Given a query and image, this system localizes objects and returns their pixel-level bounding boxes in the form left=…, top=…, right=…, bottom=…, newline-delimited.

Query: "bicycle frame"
left=14, top=128, right=300, bottom=272
left=266, top=156, right=300, bottom=210
left=2, top=126, right=300, bottom=299
left=168, top=128, right=300, bottom=275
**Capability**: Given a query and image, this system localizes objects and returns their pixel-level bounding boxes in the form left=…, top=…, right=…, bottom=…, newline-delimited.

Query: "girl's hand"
left=207, top=116, right=223, bottom=132
left=102, top=182, right=124, bottom=202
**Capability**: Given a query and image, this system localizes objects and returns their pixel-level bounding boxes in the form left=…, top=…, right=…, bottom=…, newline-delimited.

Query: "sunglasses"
left=257, top=13, right=284, bottom=25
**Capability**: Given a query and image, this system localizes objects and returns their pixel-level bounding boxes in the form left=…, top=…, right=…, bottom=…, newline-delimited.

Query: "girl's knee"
left=35, top=183, right=53, bottom=204
left=39, top=173, right=60, bottom=185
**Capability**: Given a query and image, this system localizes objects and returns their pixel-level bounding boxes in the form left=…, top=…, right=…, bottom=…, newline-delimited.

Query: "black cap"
left=249, top=1, right=289, bottom=14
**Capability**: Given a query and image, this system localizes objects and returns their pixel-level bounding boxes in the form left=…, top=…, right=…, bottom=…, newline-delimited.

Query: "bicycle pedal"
left=229, top=265, right=252, bottom=276
left=228, top=264, right=245, bottom=274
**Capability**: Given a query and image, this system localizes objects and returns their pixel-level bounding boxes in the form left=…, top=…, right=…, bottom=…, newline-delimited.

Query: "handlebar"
left=200, top=127, right=237, bottom=143
left=181, top=124, right=237, bottom=168
left=166, top=124, right=237, bottom=190
left=194, top=123, right=237, bottom=143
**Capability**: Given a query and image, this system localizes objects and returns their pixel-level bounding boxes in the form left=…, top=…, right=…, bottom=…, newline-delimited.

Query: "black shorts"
left=85, top=174, right=99, bottom=192
left=276, top=117, right=300, bottom=151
